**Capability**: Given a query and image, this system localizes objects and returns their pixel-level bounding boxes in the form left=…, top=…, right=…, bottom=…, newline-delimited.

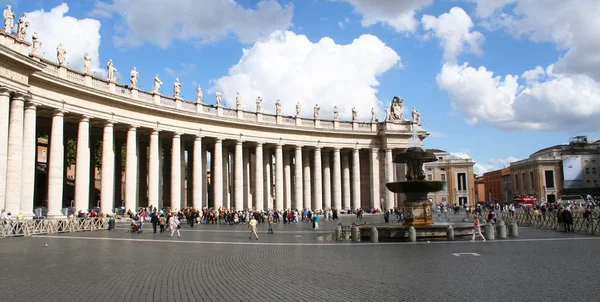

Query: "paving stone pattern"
left=1, top=214, right=599, bottom=302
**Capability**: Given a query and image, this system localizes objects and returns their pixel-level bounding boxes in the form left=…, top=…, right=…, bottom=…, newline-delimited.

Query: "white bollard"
left=408, top=226, right=416, bottom=242
left=370, top=227, right=379, bottom=243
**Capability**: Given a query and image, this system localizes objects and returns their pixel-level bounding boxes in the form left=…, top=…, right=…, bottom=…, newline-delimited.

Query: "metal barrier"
left=503, top=211, right=600, bottom=235
left=1, top=218, right=110, bottom=238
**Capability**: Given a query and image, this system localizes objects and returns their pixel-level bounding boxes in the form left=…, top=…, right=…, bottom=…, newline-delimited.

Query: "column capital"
left=255, top=142, right=263, bottom=147
left=104, top=121, right=114, bottom=127
left=295, top=145, right=303, bottom=150
left=0, top=86, right=12, bottom=96
left=24, top=102, right=38, bottom=111
left=333, top=147, right=341, bottom=151
left=236, top=140, right=243, bottom=146
left=172, top=133, right=181, bottom=138
left=276, top=143, right=283, bottom=149
left=151, top=129, right=160, bottom=135
left=314, top=146, right=322, bottom=151
left=371, top=147, right=380, bottom=152
left=52, top=109, right=65, bottom=117
left=11, top=91, right=30, bottom=101
left=128, top=125, right=138, bottom=131
left=194, top=135, right=203, bottom=141
left=215, top=138, right=223, bottom=143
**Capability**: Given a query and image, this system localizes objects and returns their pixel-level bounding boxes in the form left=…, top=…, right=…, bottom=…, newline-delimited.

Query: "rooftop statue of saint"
left=386, top=96, right=405, bottom=122
left=31, top=32, right=41, bottom=56
left=411, top=107, right=421, bottom=124
left=235, top=92, right=241, bottom=110
left=56, top=43, right=66, bottom=65
left=296, top=102, right=301, bottom=117
left=107, top=59, right=117, bottom=82
left=3, top=5, right=15, bottom=34
left=16, top=13, right=28, bottom=40
left=352, top=107, right=357, bottom=121
left=314, top=104, right=320, bottom=119
left=130, top=67, right=139, bottom=88
left=333, top=106, right=339, bottom=120
left=275, top=99, right=282, bottom=115
left=152, top=74, right=162, bottom=93
left=196, top=85, right=203, bottom=103
left=173, top=78, right=182, bottom=98
left=215, top=89, right=222, bottom=107
left=371, top=108, right=376, bottom=123
left=83, top=53, right=92, bottom=74
left=256, top=96, right=262, bottom=112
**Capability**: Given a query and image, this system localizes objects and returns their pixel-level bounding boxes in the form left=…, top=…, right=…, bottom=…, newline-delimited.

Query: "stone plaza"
left=1, top=214, right=599, bottom=301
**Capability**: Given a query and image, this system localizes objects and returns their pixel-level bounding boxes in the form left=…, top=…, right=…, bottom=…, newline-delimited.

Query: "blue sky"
left=12, top=0, right=600, bottom=174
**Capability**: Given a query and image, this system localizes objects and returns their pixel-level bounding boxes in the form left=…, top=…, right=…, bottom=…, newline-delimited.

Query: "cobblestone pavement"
left=1, top=214, right=599, bottom=302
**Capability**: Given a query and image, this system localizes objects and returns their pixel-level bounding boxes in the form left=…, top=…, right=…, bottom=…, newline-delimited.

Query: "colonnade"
left=0, top=88, right=405, bottom=217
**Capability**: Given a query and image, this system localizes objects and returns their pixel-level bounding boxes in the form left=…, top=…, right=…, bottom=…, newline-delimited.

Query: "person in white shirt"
left=170, top=214, right=181, bottom=238
left=248, top=217, right=259, bottom=240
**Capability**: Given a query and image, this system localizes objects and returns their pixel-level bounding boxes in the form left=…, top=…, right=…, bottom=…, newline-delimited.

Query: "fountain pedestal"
left=402, top=200, right=433, bottom=226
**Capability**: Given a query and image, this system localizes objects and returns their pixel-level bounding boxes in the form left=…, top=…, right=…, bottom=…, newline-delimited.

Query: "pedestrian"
left=151, top=212, right=159, bottom=233
left=170, top=213, right=181, bottom=237
left=313, top=212, right=319, bottom=230
left=268, top=213, right=274, bottom=234
left=471, top=215, right=486, bottom=242
left=159, top=212, right=166, bottom=233
left=248, top=217, right=259, bottom=240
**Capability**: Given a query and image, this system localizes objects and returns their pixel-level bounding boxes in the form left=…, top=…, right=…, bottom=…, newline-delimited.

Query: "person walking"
left=471, top=215, right=486, bottom=242
left=170, top=214, right=181, bottom=238
left=267, top=213, right=274, bottom=234
left=248, top=217, right=259, bottom=240
left=158, top=212, right=166, bottom=233
left=150, top=212, right=159, bottom=234
left=313, top=213, right=320, bottom=230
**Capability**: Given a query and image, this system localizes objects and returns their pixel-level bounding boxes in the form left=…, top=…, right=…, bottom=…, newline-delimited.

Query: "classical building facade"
left=424, top=150, right=475, bottom=206
left=0, top=17, right=427, bottom=217
left=509, top=145, right=562, bottom=204
left=483, top=168, right=510, bottom=203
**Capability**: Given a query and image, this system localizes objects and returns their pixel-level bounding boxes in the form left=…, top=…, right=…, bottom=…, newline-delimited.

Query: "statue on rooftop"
left=31, top=32, right=41, bottom=56
left=333, top=106, right=339, bottom=120
left=173, top=78, right=182, bottom=98
left=256, top=96, right=262, bottom=112
left=56, top=43, right=66, bottom=66
left=196, top=85, right=203, bottom=103
left=152, top=74, right=162, bottom=93
left=215, top=89, right=222, bottom=106
left=296, top=102, right=301, bottom=117
left=314, top=104, right=320, bottom=119
left=275, top=99, right=282, bottom=115
left=83, top=53, right=92, bottom=74
left=371, top=108, right=376, bottom=123
left=129, top=67, right=139, bottom=88
left=16, top=13, right=28, bottom=40
left=412, top=107, right=421, bottom=124
left=3, top=5, right=15, bottom=34
left=388, top=96, right=405, bottom=122
left=352, top=107, right=357, bottom=121
left=107, top=59, right=117, bottom=82
left=235, top=92, right=241, bottom=110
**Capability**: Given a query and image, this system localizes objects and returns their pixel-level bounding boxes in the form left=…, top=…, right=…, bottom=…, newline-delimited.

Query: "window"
left=530, top=171, right=535, bottom=189
left=440, top=168, right=445, bottom=171
left=457, top=173, right=467, bottom=191
left=522, top=173, right=526, bottom=190
left=593, top=167, right=597, bottom=175
left=592, top=159, right=597, bottom=163
left=427, top=174, right=433, bottom=181
left=585, top=160, right=589, bottom=163
left=544, top=170, right=555, bottom=188
left=586, top=168, right=590, bottom=175
left=427, top=168, right=432, bottom=171
left=441, top=174, right=446, bottom=182
left=441, top=197, right=447, bottom=204
left=594, top=179, right=598, bottom=183
left=586, top=180, right=591, bottom=183
left=515, top=174, right=519, bottom=190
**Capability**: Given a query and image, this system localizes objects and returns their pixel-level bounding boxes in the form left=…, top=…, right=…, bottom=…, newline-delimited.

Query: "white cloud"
left=164, top=63, right=197, bottom=78
left=422, top=7, right=484, bottom=63
left=336, top=0, right=434, bottom=33
left=213, top=31, right=401, bottom=120
left=91, top=0, right=293, bottom=48
left=471, top=0, right=600, bottom=81
left=437, top=62, right=600, bottom=131
left=25, top=3, right=102, bottom=73
left=451, top=152, right=518, bottom=175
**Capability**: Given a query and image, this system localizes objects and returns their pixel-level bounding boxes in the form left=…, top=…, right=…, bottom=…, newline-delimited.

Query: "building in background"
left=483, top=168, right=510, bottom=204
left=425, top=149, right=475, bottom=206
left=509, top=144, right=562, bottom=204
left=560, top=136, right=600, bottom=198
left=474, top=175, right=485, bottom=204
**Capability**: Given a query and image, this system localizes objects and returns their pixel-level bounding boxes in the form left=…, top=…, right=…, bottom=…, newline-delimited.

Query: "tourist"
left=267, top=213, right=274, bottom=234
left=170, top=214, right=181, bottom=238
left=248, top=216, right=259, bottom=240
left=313, top=212, right=319, bottom=230
left=471, top=215, right=486, bottom=242
left=150, top=212, right=159, bottom=233
left=158, top=212, right=166, bottom=233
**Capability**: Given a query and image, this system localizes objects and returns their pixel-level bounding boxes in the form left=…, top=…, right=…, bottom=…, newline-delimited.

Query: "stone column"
left=4, top=94, right=25, bottom=214
left=148, top=130, right=160, bottom=208
left=100, top=122, right=115, bottom=215
left=171, top=133, right=181, bottom=210
left=0, top=88, right=11, bottom=208
left=47, top=110, right=64, bottom=217
left=193, top=136, right=203, bottom=209
left=185, top=144, right=192, bottom=208
left=323, top=150, right=331, bottom=210
left=213, top=139, right=223, bottom=209
left=234, top=141, right=243, bottom=210
left=20, top=102, right=37, bottom=217
left=125, top=126, right=138, bottom=211
left=313, top=147, right=323, bottom=210
left=294, top=146, right=303, bottom=210
left=275, top=144, right=284, bottom=210
left=138, top=140, right=148, bottom=208
left=201, top=146, right=208, bottom=208
left=283, top=150, right=291, bottom=210
left=385, top=148, right=394, bottom=210
left=352, top=148, right=361, bottom=210
left=222, top=148, right=229, bottom=209
left=370, top=148, right=381, bottom=210
left=74, top=116, right=90, bottom=213
left=263, top=149, right=271, bottom=210
left=162, top=142, right=171, bottom=207
left=89, top=136, right=97, bottom=209
left=243, top=147, right=250, bottom=209
left=342, top=151, right=351, bottom=210
left=332, top=148, right=342, bottom=210
left=254, top=143, right=263, bottom=211
left=114, top=140, right=123, bottom=207
left=302, top=148, right=311, bottom=209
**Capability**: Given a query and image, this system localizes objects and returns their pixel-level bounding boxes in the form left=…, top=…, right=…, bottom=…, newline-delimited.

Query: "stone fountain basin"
left=386, top=181, right=444, bottom=194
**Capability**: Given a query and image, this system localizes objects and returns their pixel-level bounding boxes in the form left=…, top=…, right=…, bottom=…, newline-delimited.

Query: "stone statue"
left=16, top=13, right=28, bottom=40
left=3, top=5, right=15, bottom=34
left=371, top=107, right=376, bottom=123
left=215, top=89, right=222, bottom=106
left=275, top=99, right=282, bottom=115
left=56, top=43, right=66, bottom=66
left=196, top=85, right=203, bottom=103
left=129, top=67, right=139, bottom=88
left=31, top=32, right=41, bottom=55
left=83, top=53, right=91, bottom=74
left=256, top=96, right=262, bottom=112
left=352, top=107, right=357, bottom=121
left=314, top=104, right=320, bottom=119
left=173, top=78, right=182, bottom=98
left=333, top=106, right=339, bottom=120
left=107, top=59, right=117, bottom=82
left=411, top=107, right=421, bottom=124
left=388, top=96, right=405, bottom=121
left=152, top=74, right=162, bottom=93
left=235, top=92, right=241, bottom=110
left=295, top=102, right=301, bottom=117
